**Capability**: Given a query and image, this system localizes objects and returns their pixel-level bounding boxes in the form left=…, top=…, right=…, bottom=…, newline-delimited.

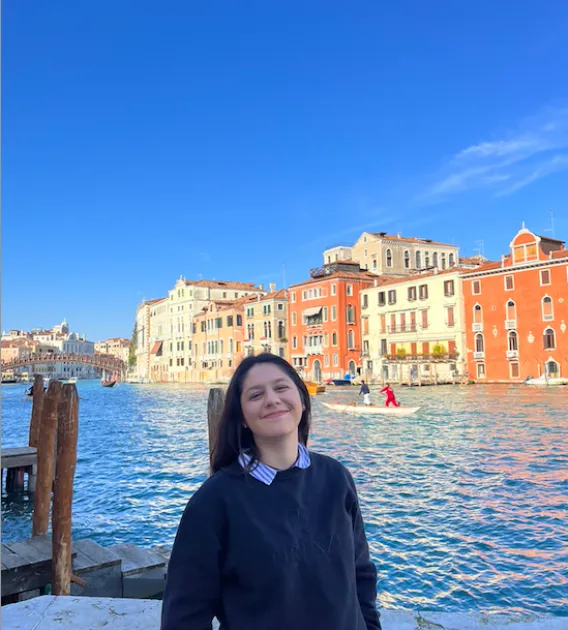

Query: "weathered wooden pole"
left=32, top=380, right=62, bottom=536
left=29, top=374, right=45, bottom=448
left=207, top=388, right=225, bottom=475
left=52, top=383, right=79, bottom=596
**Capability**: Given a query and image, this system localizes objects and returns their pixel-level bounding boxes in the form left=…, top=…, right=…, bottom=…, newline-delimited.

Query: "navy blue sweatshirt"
left=161, top=451, right=381, bottom=630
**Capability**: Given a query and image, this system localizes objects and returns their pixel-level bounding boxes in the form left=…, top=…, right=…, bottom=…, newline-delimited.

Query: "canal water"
left=2, top=381, right=567, bottom=615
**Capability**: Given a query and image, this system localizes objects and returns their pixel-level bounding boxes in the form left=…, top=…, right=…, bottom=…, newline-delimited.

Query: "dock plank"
left=73, top=539, right=121, bottom=572
left=106, top=543, right=165, bottom=577
left=1, top=543, right=24, bottom=570
left=3, top=541, right=48, bottom=568
left=2, top=447, right=37, bottom=469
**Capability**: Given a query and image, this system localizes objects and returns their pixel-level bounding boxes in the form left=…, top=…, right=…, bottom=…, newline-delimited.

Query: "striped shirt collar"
left=238, top=443, right=311, bottom=485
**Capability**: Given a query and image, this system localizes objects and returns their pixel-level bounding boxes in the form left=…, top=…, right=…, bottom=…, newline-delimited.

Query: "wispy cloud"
left=424, top=104, right=568, bottom=200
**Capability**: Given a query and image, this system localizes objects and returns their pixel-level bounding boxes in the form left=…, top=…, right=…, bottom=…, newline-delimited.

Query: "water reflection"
left=2, top=382, right=567, bottom=614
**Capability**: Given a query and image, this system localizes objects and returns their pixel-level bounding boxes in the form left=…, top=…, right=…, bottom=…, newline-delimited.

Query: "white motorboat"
left=524, top=375, right=568, bottom=386
left=321, top=402, right=420, bottom=416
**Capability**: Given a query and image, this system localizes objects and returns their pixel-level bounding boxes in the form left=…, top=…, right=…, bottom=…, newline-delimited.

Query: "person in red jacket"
left=380, top=383, right=399, bottom=407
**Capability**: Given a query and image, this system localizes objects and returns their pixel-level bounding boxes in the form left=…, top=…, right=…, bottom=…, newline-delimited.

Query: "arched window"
left=506, top=300, right=516, bottom=322
left=449, top=253, right=455, bottom=267
left=473, top=304, right=482, bottom=323
left=404, top=251, right=410, bottom=269
left=347, top=330, right=355, bottom=349
left=543, top=327, right=556, bottom=350
left=475, top=333, right=484, bottom=352
left=220, top=339, right=224, bottom=354
left=386, top=249, right=393, bottom=268
left=508, top=331, right=518, bottom=351
left=425, top=252, right=430, bottom=268
left=432, top=252, right=438, bottom=268
left=332, top=331, right=337, bottom=346
left=229, top=338, right=234, bottom=353
left=545, top=359, right=559, bottom=376
left=267, top=321, right=272, bottom=338
left=415, top=251, right=421, bottom=269
left=278, top=321, right=285, bottom=339
left=441, top=253, right=447, bottom=269
left=263, top=322, right=269, bottom=338
left=542, top=296, right=554, bottom=321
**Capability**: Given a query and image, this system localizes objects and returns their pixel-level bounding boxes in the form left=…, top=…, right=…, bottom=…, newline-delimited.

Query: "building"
left=148, top=298, right=170, bottom=383
left=360, top=268, right=469, bottom=384
left=191, top=300, right=246, bottom=382
left=95, top=338, right=131, bottom=364
left=134, top=299, right=157, bottom=382
left=243, top=286, right=289, bottom=359
left=462, top=225, right=568, bottom=382
left=288, top=261, right=378, bottom=382
left=324, top=231, right=460, bottom=277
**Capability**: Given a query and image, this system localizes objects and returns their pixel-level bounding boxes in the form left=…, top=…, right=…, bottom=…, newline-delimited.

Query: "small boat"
left=321, top=402, right=420, bottom=416
left=524, top=375, right=568, bottom=386
left=304, top=382, right=327, bottom=395
left=330, top=379, right=353, bottom=386
left=1, top=378, right=17, bottom=384
left=102, top=380, right=117, bottom=388
left=68, top=377, right=78, bottom=384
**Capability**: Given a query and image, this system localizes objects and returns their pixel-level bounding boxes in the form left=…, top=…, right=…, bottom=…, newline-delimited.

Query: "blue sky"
left=3, top=1, right=568, bottom=341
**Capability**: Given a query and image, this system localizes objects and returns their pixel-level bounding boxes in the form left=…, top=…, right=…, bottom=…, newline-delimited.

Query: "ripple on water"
left=2, top=381, right=567, bottom=615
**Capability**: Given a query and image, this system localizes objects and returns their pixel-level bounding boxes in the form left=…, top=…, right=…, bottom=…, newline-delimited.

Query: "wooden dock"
left=1, top=447, right=38, bottom=493
left=1, top=534, right=171, bottom=604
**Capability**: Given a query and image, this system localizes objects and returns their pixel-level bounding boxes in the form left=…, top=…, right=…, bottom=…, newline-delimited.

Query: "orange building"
left=191, top=299, right=246, bottom=382
left=462, top=225, right=568, bottom=382
left=288, top=261, right=378, bottom=382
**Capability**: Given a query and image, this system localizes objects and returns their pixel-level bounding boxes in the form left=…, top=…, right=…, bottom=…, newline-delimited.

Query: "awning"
left=303, top=307, right=323, bottom=318
left=150, top=341, right=163, bottom=355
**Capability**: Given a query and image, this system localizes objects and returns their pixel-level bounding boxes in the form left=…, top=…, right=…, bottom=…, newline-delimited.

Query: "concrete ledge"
left=2, top=596, right=566, bottom=629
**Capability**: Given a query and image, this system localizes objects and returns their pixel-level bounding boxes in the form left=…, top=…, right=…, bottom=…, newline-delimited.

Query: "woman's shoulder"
left=308, top=450, right=355, bottom=482
left=185, top=468, right=234, bottom=509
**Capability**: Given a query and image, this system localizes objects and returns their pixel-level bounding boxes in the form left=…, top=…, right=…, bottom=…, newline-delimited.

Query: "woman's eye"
left=250, top=392, right=262, bottom=400
left=276, top=386, right=289, bottom=391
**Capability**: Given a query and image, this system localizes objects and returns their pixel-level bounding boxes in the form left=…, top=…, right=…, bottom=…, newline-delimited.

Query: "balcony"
left=473, top=351, right=485, bottom=360
left=387, top=324, right=417, bottom=334
left=506, top=350, right=519, bottom=360
left=306, top=345, right=323, bottom=355
left=505, top=320, right=517, bottom=330
left=472, top=323, right=483, bottom=332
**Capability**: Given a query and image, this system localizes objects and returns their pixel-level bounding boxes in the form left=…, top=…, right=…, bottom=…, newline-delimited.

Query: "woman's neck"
left=255, top=435, right=299, bottom=471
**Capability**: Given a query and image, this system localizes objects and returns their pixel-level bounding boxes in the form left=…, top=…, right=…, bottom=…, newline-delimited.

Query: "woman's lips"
left=262, top=409, right=288, bottom=420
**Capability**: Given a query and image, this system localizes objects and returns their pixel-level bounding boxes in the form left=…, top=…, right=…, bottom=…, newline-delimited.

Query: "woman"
left=161, top=353, right=381, bottom=630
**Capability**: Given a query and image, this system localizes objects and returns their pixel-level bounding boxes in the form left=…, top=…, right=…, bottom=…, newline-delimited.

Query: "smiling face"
left=240, top=363, right=303, bottom=442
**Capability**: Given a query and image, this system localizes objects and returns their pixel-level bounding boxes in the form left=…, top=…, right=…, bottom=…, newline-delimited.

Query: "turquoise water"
left=2, top=381, right=567, bottom=615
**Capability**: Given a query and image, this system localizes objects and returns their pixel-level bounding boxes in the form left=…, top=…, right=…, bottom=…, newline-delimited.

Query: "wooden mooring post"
left=207, top=388, right=225, bottom=475
left=29, top=374, right=45, bottom=448
left=52, top=384, right=79, bottom=596
left=32, top=381, right=62, bottom=537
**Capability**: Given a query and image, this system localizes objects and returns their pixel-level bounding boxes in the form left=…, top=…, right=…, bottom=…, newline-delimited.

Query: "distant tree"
left=128, top=322, right=137, bottom=367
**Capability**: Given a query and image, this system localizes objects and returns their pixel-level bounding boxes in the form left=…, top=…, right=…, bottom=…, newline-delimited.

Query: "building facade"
left=360, top=268, right=467, bottom=384
left=462, top=226, right=568, bottom=382
left=288, top=261, right=377, bottom=382
left=243, top=287, right=289, bottom=360
left=95, top=338, right=131, bottom=364
left=350, top=231, right=460, bottom=277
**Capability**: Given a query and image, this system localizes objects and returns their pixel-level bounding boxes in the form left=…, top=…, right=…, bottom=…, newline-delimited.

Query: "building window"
left=404, top=251, right=410, bottom=269
left=378, top=291, right=386, bottom=306
left=449, top=253, right=455, bottom=267
left=425, top=252, right=430, bottom=268
left=388, top=290, right=396, bottom=305
left=332, top=332, right=338, bottom=346
left=513, top=242, right=538, bottom=263
left=508, top=331, right=518, bottom=351
left=441, top=254, right=447, bottom=270
left=542, top=296, right=554, bottom=321
left=473, top=304, right=482, bottom=323
left=291, top=292, right=296, bottom=302
left=346, top=306, right=356, bottom=324
left=543, top=327, right=556, bottom=350
left=331, top=284, right=337, bottom=296
left=509, top=362, right=520, bottom=379
left=291, top=312, right=297, bottom=326
left=292, top=336, right=297, bottom=349
left=346, top=284, right=353, bottom=296
left=324, top=354, right=330, bottom=366
left=472, top=280, right=481, bottom=295
left=504, top=275, right=514, bottom=291
left=331, top=306, right=337, bottom=321
left=447, top=306, right=455, bottom=327
left=421, top=309, right=428, bottom=328
left=546, top=360, right=560, bottom=377
left=347, top=330, right=355, bottom=349
left=475, top=333, right=484, bottom=353
left=333, top=354, right=339, bottom=366
left=505, top=300, right=516, bottom=322
left=432, top=252, right=439, bottom=268
left=322, top=306, right=328, bottom=321
left=477, top=363, right=486, bottom=378
left=362, top=295, right=368, bottom=309
left=372, top=259, right=377, bottom=270
left=386, top=249, right=393, bottom=268
left=323, top=333, right=328, bottom=347
left=444, top=280, right=455, bottom=297
left=415, top=251, right=421, bottom=269
left=407, top=286, right=417, bottom=301
left=540, top=269, right=551, bottom=286
left=419, top=284, right=428, bottom=300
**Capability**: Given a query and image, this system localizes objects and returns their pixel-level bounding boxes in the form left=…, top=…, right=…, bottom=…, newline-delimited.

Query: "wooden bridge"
left=1, top=353, right=126, bottom=379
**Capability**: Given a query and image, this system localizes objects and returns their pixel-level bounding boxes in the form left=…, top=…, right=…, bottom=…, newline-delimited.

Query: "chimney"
left=373, top=279, right=378, bottom=287
left=269, top=283, right=276, bottom=293
left=501, top=255, right=506, bottom=268
left=397, top=232, right=402, bottom=239
left=258, top=284, right=263, bottom=290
